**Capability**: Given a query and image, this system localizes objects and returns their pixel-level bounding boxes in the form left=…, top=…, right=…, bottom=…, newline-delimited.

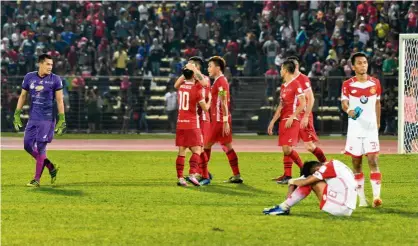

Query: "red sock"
left=226, top=149, right=240, bottom=175
left=200, top=152, right=209, bottom=179
left=289, top=150, right=303, bottom=168
left=189, top=153, right=200, bottom=175
left=176, top=155, right=185, bottom=178
left=312, top=147, right=327, bottom=162
left=283, top=155, right=293, bottom=177
left=204, top=148, right=211, bottom=161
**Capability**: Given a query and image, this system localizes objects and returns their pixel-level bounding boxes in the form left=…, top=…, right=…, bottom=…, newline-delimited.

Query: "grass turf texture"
left=2, top=151, right=417, bottom=245
left=1, top=132, right=398, bottom=140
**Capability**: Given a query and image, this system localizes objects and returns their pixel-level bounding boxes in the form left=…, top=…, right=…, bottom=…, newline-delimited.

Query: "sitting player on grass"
left=263, top=160, right=357, bottom=216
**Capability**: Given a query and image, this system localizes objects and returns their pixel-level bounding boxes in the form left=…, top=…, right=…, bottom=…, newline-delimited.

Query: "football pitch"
left=2, top=149, right=418, bottom=245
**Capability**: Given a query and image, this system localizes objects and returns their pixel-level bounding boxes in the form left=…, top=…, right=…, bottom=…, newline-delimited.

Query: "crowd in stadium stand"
left=1, top=1, right=416, bottom=134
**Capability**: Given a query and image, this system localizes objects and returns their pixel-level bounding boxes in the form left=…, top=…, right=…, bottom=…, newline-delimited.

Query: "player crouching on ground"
left=263, top=160, right=357, bottom=217
left=175, top=67, right=210, bottom=187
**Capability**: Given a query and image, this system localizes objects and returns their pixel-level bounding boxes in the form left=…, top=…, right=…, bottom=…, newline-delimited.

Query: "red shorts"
left=176, top=129, right=203, bottom=147
left=299, top=116, right=318, bottom=142
left=200, top=120, right=211, bottom=144
left=278, top=119, right=300, bottom=146
left=206, top=121, right=232, bottom=145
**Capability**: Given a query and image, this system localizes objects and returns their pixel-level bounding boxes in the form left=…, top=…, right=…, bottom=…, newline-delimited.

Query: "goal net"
left=398, top=34, right=418, bottom=154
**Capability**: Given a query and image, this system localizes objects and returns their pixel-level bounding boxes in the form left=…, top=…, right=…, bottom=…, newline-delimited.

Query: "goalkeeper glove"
left=349, top=106, right=363, bottom=120
left=13, top=109, right=23, bottom=132
left=54, top=113, right=66, bottom=135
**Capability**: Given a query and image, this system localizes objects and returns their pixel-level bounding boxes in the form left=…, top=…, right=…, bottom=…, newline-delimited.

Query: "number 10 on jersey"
left=179, top=91, right=189, bottom=110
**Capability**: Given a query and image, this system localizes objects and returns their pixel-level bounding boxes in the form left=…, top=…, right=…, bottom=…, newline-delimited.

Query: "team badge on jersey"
left=360, top=95, right=368, bottom=104
left=370, top=87, right=376, bottom=94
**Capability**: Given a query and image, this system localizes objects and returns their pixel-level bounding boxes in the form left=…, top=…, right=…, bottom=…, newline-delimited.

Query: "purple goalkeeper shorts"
left=24, top=120, right=55, bottom=143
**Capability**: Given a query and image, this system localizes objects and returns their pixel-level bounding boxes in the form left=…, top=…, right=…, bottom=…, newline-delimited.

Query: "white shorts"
left=320, top=182, right=356, bottom=217
left=344, top=134, right=380, bottom=157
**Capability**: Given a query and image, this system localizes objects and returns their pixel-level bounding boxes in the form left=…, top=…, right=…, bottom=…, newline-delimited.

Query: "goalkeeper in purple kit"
left=13, top=54, right=66, bottom=187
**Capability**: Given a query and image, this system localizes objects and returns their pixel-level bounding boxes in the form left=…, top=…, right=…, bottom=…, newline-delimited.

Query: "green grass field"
left=2, top=151, right=417, bottom=245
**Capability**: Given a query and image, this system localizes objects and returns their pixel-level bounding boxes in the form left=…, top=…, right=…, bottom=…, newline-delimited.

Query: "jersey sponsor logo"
left=351, top=90, right=357, bottom=93
left=370, top=87, right=376, bottom=94
left=35, top=85, right=44, bottom=92
left=360, top=95, right=368, bottom=104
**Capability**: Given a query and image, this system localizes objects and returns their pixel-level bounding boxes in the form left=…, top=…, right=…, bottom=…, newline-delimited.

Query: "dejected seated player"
left=13, top=54, right=66, bottom=187
left=263, top=159, right=357, bottom=216
left=175, top=67, right=210, bottom=187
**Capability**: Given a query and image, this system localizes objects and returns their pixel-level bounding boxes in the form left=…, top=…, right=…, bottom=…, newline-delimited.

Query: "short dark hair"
left=282, top=60, right=296, bottom=74
left=287, top=56, right=300, bottom=66
left=350, top=52, right=367, bottom=65
left=38, top=54, right=52, bottom=63
left=182, top=68, right=194, bottom=80
left=301, top=161, right=322, bottom=177
left=208, top=56, right=226, bottom=73
left=188, top=56, right=204, bottom=69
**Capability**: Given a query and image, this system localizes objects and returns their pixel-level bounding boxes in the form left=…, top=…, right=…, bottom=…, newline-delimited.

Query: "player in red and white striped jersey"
left=341, top=52, right=382, bottom=208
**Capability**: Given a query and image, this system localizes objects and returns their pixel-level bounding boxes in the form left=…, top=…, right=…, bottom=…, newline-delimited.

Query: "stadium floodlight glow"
left=398, top=34, right=418, bottom=154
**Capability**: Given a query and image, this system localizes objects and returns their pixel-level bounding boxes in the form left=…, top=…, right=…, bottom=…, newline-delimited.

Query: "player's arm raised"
left=219, top=89, right=230, bottom=136
left=185, top=62, right=208, bottom=87
left=301, top=88, right=314, bottom=128
left=268, top=101, right=283, bottom=135
left=13, top=89, right=28, bottom=131
left=55, top=89, right=66, bottom=135
left=174, top=75, right=185, bottom=89
left=285, top=94, right=306, bottom=129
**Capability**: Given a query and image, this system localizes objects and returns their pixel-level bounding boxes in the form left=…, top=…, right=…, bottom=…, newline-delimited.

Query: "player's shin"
left=226, top=148, right=240, bottom=175
left=200, top=152, right=209, bottom=179
left=289, top=150, right=303, bottom=169
left=283, top=155, right=293, bottom=177
left=370, top=172, right=382, bottom=200
left=176, top=155, right=186, bottom=178
left=189, top=153, right=200, bottom=175
left=354, top=173, right=367, bottom=206
left=311, top=147, right=327, bottom=163
left=280, top=185, right=312, bottom=210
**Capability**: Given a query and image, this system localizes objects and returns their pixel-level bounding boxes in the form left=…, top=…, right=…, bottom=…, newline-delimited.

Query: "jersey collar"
left=283, top=75, right=298, bottom=87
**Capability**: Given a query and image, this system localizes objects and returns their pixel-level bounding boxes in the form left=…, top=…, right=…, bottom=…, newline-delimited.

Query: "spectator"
left=265, top=64, right=279, bottom=97
left=354, top=23, right=370, bottom=46
left=149, top=38, right=164, bottom=76
left=164, top=87, right=177, bottom=133
left=195, top=19, right=210, bottom=43
left=113, top=45, right=128, bottom=76
left=263, top=35, right=280, bottom=67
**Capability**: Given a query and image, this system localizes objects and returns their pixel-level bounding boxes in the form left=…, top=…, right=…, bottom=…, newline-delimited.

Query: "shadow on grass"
left=194, top=183, right=273, bottom=197
left=30, top=187, right=85, bottom=196
left=52, top=180, right=175, bottom=187
left=372, top=207, right=418, bottom=218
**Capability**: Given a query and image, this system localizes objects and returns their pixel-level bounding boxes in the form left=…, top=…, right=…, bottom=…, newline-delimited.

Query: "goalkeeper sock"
left=370, top=172, right=382, bottom=198
left=176, top=155, right=185, bottom=178
left=280, top=185, right=312, bottom=210
left=355, top=173, right=367, bottom=201
left=34, top=154, right=47, bottom=181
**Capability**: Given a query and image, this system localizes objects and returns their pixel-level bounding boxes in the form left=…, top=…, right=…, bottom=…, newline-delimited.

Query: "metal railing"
left=1, top=75, right=399, bottom=135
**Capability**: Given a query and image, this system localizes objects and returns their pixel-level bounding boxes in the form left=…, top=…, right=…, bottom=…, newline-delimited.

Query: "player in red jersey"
left=267, top=60, right=306, bottom=184
left=175, top=68, right=210, bottom=187
left=200, top=56, right=243, bottom=184
left=283, top=56, right=327, bottom=166
left=341, top=52, right=382, bottom=207
left=175, top=57, right=212, bottom=185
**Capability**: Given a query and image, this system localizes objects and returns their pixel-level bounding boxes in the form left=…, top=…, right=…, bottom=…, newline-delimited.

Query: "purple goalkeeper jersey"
left=21, top=71, right=63, bottom=121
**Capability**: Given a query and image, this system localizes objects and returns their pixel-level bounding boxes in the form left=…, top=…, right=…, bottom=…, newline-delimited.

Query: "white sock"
left=354, top=173, right=367, bottom=202
left=280, top=185, right=312, bottom=210
left=370, top=172, right=382, bottom=198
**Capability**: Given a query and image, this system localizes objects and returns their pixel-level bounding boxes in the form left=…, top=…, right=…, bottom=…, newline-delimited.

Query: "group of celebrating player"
left=173, top=53, right=383, bottom=217
left=14, top=51, right=383, bottom=217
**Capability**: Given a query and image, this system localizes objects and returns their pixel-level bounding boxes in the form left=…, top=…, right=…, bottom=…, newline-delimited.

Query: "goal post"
left=398, top=34, right=418, bottom=154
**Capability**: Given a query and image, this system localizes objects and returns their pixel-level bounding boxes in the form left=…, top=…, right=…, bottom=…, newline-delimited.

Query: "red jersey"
left=196, top=75, right=211, bottom=122
left=279, top=77, right=304, bottom=121
left=295, top=72, right=312, bottom=118
left=177, top=81, right=204, bottom=130
left=210, top=75, right=231, bottom=123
